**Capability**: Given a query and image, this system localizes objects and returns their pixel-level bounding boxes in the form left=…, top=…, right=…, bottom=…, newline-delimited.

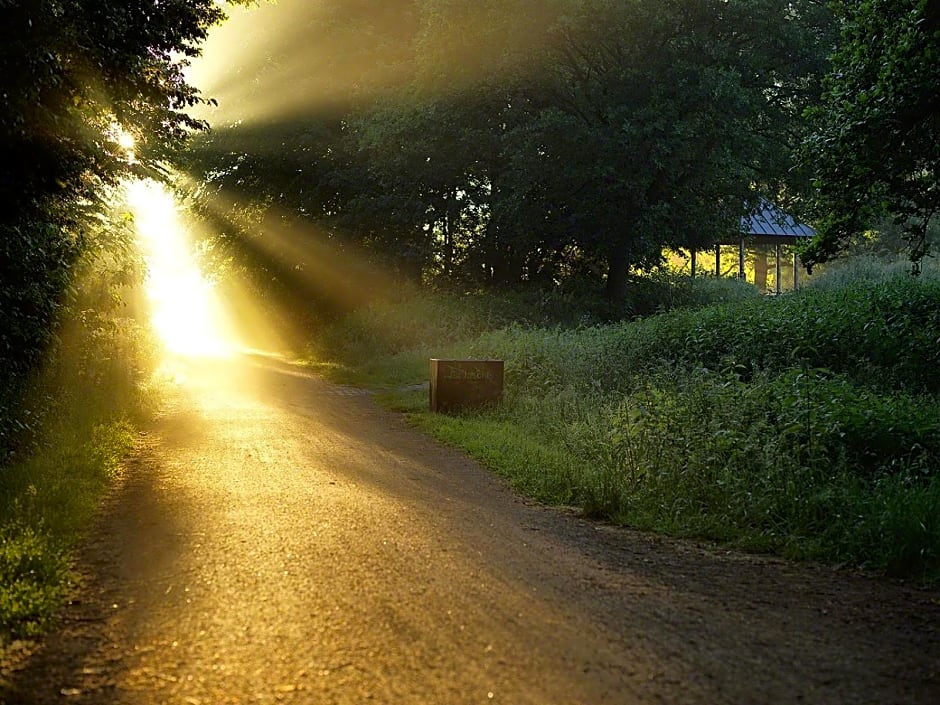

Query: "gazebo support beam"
left=738, top=238, right=746, bottom=280
left=690, top=249, right=697, bottom=279
left=775, top=244, right=782, bottom=295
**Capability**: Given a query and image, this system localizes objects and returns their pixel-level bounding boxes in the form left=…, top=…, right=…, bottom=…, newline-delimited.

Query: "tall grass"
left=466, top=273, right=940, bottom=395
left=565, top=367, right=939, bottom=568
left=306, top=273, right=757, bottom=385
left=311, top=261, right=940, bottom=580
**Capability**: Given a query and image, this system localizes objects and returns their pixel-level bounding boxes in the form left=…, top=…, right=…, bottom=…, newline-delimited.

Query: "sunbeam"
left=185, top=0, right=558, bottom=127
left=183, top=180, right=400, bottom=322
left=128, top=179, right=241, bottom=359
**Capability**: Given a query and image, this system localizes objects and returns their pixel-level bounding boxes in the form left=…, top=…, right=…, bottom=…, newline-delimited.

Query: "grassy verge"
left=0, top=302, right=157, bottom=645
left=310, top=262, right=940, bottom=582
left=0, top=421, right=137, bottom=641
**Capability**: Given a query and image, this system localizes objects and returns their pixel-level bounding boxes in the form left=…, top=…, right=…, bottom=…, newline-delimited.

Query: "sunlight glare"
left=128, top=179, right=239, bottom=358
left=117, top=131, right=135, bottom=152
left=108, top=123, right=137, bottom=163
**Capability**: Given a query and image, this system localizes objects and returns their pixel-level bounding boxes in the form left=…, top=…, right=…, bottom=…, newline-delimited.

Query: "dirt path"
left=3, top=353, right=939, bottom=704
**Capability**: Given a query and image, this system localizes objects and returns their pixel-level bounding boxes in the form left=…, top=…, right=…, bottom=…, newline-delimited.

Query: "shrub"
left=547, top=365, right=940, bottom=570
left=0, top=221, right=154, bottom=642
left=0, top=527, right=69, bottom=639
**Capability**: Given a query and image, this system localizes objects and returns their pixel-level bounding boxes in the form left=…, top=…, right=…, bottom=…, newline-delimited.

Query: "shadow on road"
left=4, top=352, right=939, bottom=704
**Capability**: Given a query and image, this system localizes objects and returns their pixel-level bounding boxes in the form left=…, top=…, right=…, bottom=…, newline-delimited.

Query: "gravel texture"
left=3, top=353, right=939, bottom=704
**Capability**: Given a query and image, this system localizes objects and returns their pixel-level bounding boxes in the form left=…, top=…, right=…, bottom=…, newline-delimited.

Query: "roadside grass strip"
left=312, top=265, right=940, bottom=581
left=0, top=417, right=138, bottom=642
left=0, top=297, right=155, bottom=644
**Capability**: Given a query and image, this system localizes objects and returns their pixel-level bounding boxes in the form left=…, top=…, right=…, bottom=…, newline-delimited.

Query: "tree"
left=506, top=0, right=832, bottom=298
left=184, top=0, right=832, bottom=303
left=182, top=0, right=427, bottom=313
left=1, top=0, right=229, bottom=220
left=0, top=0, right=235, bottom=449
left=802, top=0, right=940, bottom=270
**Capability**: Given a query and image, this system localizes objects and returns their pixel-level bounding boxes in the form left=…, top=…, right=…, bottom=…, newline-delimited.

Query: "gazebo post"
left=775, top=244, right=782, bottom=294
left=715, top=245, right=721, bottom=277
left=690, top=249, right=697, bottom=279
left=793, top=251, right=800, bottom=289
left=738, top=238, right=746, bottom=280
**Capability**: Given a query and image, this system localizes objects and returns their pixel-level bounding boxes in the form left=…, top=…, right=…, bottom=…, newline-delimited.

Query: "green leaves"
left=0, top=527, right=68, bottom=639
left=803, top=0, right=940, bottom=268
left=0, top=0, right=237, bottom=453
left=186, top=0, right=832, bottom=303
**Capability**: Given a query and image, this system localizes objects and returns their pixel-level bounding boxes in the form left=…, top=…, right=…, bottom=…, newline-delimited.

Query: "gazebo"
left=690, top=199, right=816, bottom=293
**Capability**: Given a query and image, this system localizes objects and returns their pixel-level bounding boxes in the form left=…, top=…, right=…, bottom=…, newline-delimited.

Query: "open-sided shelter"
left=690, top=199, right=816, bottom=293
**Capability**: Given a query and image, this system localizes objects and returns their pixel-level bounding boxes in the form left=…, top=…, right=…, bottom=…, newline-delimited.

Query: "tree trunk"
left=604, top=247, right=629, bottom=300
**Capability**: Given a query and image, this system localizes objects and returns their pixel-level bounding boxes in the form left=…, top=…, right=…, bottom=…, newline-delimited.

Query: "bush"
left=0, top=527, right=69, bottom=639
left=468, top=275, right=940, bottom=396
left=307, top=270, right=760, bottom=370
left=623, top=268, right=760, bottom=316
left=808, top=254, right=940, bottom=290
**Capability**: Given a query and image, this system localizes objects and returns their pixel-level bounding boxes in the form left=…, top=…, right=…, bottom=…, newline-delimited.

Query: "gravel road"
left=3, top=353, right=939, bottom=704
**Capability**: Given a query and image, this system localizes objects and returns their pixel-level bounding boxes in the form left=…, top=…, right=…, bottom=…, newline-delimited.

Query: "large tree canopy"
left=487, top=0, right=832, bottom=297
left=803, top=0, right=940, bottom=270
left=1, top=0, right=228, bottom=223
left=189, top=0, right=832, bottom=303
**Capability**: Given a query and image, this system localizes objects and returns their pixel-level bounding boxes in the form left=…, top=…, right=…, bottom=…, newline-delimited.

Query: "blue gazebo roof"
left=739, top=198, right=816, bottom=243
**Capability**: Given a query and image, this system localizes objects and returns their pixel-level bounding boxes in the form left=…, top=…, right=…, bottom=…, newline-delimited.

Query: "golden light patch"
left=108, top=123, right=137, bottom=163
left=127, top=179, right=240, bottom=358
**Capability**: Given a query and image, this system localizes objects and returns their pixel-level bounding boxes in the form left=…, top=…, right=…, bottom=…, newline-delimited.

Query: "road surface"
left=3, top=353, right=939, bottom=704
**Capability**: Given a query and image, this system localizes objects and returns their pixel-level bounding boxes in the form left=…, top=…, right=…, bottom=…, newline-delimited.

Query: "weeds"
left=0, top=527, right=68, bottom=639
left=309, top=262, right=940, bottom=581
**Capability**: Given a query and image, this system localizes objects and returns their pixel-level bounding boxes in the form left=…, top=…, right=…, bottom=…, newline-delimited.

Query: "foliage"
left=187, top=0, right=832, bottom=311
left=312, top=268, right=940, bottom=580
left=806, top=252, right=940, bottom=290
left=0, top=263, right=154, bottom=641
left=565, top=366, right=940, bottom=575
left=410, top=411, right=581, bottom=504
left=0, top=413, right=139, bottom=640
left=0, top=96, right=160, bottom=640
left=0, top=0, right=237, bottom=453
left=490, top=0, right=830, bottom=297
left=306, top=271, right=758, bottom=369
left=0, top=527, right=69, bottom=640
left=803, top=0, right=940, bottom=269
left=1, top=0, right=227, bottom=213
left=0, top=195, right=145, bottom=456
left=616, top=270, right=761, bottom=317
left=410, top=363, right=940, bottom=579
left=467, top=275, right=940, bottom=397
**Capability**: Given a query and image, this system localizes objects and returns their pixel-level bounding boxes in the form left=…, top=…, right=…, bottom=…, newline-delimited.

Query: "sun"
left=127, top=179, right=240, bottom=358
left=109, top=123, right=138, bottom=163
left=116, top=130, right=135, bottom=152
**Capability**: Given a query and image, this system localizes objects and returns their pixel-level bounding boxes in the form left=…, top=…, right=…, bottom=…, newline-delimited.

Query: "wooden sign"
left=429, top=359, right=504, bottom=413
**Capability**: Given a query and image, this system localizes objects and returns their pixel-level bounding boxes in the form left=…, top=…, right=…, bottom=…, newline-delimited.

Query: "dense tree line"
left=188, top=0, right=834, bottom=306
left=2, top=0, right=936, bottom=411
